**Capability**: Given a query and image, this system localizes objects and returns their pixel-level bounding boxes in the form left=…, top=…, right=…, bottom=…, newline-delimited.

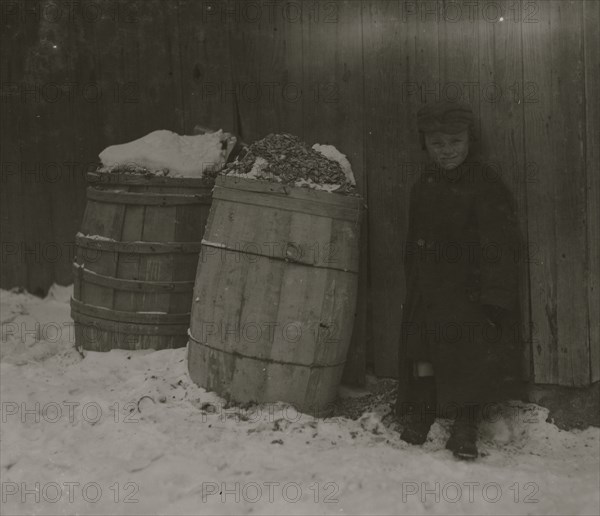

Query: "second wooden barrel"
left=71, top=171, right=214, bottom=351
left=188, top=175, right=362, bottom=415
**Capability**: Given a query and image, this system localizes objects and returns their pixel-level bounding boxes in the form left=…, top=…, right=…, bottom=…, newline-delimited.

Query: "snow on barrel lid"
left=98, top=129, right=233, bottom=178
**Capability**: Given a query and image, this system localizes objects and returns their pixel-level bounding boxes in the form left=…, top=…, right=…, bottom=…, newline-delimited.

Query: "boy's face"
left=424, top=130, right=469, bottom=170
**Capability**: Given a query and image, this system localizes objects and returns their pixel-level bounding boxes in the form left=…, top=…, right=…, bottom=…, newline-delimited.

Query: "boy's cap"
left=417, top=101, right=474, bottom=134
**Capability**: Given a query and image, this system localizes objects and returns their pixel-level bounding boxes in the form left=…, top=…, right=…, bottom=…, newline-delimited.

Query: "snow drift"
left=1, top=286, right=598, bottom=515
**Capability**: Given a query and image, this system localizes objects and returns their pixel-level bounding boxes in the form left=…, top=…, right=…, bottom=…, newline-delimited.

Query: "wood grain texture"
left=478, top=0, right=529, bottom=380
left=363, top=1, right=420, bottom=378
left=226, top=0, right=264, bottom=143
left=550, top=0, right=589, bottom=386
left=522, top=0, right=590, bottom=386
left=73, top=173, right=213, bottom=351
left=188, top=177, right=361, bottom=413
left=0, top=5, right=30, bottom=289
left=583, top=0, right=600, bottom=383
left=522, top=0, right=558, bottom=384
left=177, top=0, right=236, bottom=134
left=13, top=3, right=63, bottom=294
left=302, top=0, right=367, bottom=384
left=256, top=0, right=305, bottom=138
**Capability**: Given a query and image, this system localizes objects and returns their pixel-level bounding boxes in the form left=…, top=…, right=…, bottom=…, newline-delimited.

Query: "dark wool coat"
left=397, top=161, right=524, bottom=410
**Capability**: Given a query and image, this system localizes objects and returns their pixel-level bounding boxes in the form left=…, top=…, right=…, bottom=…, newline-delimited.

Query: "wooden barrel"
left=71, top=171, right=214, bottom=351
left=187, top=175, right=362, bottom=415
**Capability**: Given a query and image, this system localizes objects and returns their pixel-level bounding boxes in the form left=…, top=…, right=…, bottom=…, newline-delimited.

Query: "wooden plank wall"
left=362, top=1, right=408, bottom=379
left=584, top=0, right=600, bottom=384
left=1, top=0, right=598, bottom=387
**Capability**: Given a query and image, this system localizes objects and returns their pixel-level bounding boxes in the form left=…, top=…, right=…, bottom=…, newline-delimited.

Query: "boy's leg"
left=437, top=355, right=482, bottom=459
left=397, top=361, right=437, bottom=445
left=446, top=403, right=480, bottom=460
left=416, top=361, right=434, bottom=377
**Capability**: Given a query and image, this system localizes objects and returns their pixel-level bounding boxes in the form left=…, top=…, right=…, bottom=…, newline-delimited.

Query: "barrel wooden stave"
left=188, top=176, right=361, bottom=414
left=189, top=253, right=357, bottom=365
left=74, top=321, right=186, bottom=352
left=188, top=343, right=345, bottom=415
left=72, top=173, right=213, bottom=351
left=204, top=183, right=360, bottom=271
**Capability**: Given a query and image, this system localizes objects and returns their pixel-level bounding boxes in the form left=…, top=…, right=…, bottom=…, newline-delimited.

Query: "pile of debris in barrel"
left=223, top=133, right=356, bottom=193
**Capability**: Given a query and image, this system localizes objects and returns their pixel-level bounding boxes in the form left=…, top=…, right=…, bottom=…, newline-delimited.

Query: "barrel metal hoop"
left=212, top=186, right=362, bottom=222
left=87, top=187, right=212, bottom=206
left=71, top=310, right=189, bottom=336
left=216, top=175, right=363, bottom=209
left=87, top=171, right=215, bottom=188
left=187, top=329, right=346, bottom=369
left=70, top=297, right=190, bottom=324
left=72, top=265, right=195, bottom=292
left=200, top=241, right=359, bottom=274
left=75, top=234, right=203, bottom=254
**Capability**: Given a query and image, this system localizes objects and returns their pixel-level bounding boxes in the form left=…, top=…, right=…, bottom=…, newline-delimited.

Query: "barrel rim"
left=75, top=234, right=204, bottom=254
left=86, top=187, right=212, bottom=205
left=215, top=175, right=363, bottom=209
left=87, top=171, right=216, bottom=187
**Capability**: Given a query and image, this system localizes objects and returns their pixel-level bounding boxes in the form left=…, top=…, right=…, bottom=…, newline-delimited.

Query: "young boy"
left=395, top=100, right=523, bottom=460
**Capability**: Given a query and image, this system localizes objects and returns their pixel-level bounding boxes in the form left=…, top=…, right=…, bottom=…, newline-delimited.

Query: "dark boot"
left=397, top=377, right=436, bottom=445
left=446, top=404, right=479, bottom=460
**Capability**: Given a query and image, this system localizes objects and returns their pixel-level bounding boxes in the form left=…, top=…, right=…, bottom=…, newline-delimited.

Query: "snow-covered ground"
left=1, top=286, right=598, bottom=515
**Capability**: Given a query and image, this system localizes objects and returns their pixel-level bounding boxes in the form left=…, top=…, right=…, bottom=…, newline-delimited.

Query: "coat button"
left=417, top=238, right=425, bottom=247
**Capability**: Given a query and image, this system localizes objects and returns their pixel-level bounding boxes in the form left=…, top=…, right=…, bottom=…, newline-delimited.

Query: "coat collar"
left=421, top=153, right=482, bottom=185
left=421, top=162, right=468, bottom=184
